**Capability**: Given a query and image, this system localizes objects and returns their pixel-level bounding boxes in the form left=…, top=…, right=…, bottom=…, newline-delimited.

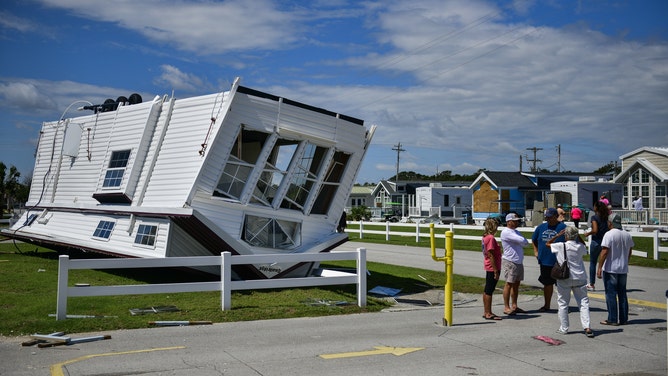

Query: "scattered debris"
left=129, top=305, right=180, bottom=315
left=393, top=298, right=432, bottom=306
left=149, top=321, right=212, bottom=326
left=417, top=274, right=427, bottom=281
left=48, top=314, right=117, bottom=319
left=23, top=332, right=111, bottom=348
left=532, top=335, right=564, bottom=346
left=301, top=298, right=350, bottom=306
left=368, top=286, right=402, bottom=296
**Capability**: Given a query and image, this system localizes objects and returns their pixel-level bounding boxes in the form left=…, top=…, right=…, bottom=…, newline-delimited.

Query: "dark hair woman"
left=583, top=201, right=609, bottom=291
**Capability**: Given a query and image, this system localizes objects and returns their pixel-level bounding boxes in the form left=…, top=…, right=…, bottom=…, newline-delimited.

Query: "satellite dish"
left=128, top=93, right=143, bottom=105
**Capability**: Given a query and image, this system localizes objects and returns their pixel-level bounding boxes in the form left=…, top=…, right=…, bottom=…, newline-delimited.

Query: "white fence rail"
left=347, top=221, right=667, bottom=260
left=56, top=249, right=367, bottom=320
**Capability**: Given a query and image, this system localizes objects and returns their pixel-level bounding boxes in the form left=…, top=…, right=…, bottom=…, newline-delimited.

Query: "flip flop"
left=538, top=306, right=553, bottom=313
left=503, top=310, right=516, bottom=316
left=483, top=314, right=502, bottom=321
left=600, top=320, right=619, bottom=326
left=514, top=308, right=527, bottom=314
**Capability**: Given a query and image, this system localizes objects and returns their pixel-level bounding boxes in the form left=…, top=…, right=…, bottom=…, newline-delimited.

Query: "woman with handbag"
left=546, top=225, right=594, bottom=338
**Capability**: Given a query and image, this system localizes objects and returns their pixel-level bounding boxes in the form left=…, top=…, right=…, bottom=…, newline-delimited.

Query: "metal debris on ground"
left=22, top=332, right=111, bottom=348
left=149, top=321, right=213, bottom=326
left=300, top=298, right=350, bottom=306
left=393, top=298, right=432, bottom=306
left=368, top=286, right=402, bottom=296
left=129, top=305, right=180, bottom=315
left=48, top=314, right=117, bottom=319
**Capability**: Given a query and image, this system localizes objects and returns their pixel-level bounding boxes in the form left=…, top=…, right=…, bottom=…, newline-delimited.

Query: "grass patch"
left=0, top=241, right=501, bottom=337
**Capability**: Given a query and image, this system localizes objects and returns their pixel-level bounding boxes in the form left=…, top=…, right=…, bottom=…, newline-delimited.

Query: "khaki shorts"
left=502, top=259, right=524, bottom=283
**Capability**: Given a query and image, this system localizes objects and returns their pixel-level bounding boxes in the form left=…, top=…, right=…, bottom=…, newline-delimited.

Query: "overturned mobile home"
left=2, top=78, right=376, bottom=279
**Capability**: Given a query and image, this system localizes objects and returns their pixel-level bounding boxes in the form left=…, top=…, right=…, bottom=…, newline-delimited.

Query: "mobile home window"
left=92, top=220, right=115, bottom=239
left=215, top=128, right=270, bottom=199
left=134, top=224, right=158, bottom=247
left=251, top=138, right=299, bottom=206
left=242, top=215, right=301, bottom=250
left=281, top=143, right=327, bottom=211
left=103, top=150, right=131, bottom=187
left=311, top=151, right=350, bottom=215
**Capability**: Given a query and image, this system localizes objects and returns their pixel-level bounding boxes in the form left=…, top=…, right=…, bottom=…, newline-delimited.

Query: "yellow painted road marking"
left=50, top=346, right=186, bottom=376
left=588, top=293, right=666, bottom=309
left=320, top=346, right=424, bottom=359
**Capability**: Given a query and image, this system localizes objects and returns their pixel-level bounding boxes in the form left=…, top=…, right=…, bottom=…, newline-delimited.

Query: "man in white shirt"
left=632, top=196, right=643, bottom=211
left=597, top=213, right=634, bottom=326
left=500, top=213, right=529, bottom=315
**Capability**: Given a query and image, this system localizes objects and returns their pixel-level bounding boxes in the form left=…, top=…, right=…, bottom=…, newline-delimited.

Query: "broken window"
left=242, top=215, right=301, bottom=250
left=214, top=128, right=269, bottom=199
left=251, top=138, right=299, bottom=206
left=311, top=151, right=350, bottom=215
left=92, top=220, right=115, bottom=239
left=134, top=224, right=157, bottom=247
left=102, top=150, right=131, bottom=188
left=281, top=142, right=328, bottom=211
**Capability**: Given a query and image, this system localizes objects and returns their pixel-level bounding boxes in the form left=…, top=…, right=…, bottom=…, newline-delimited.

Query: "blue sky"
left=1, top=0, right=667, bottom=184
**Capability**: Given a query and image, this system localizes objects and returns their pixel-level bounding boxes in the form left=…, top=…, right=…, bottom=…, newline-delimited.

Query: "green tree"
left=0, top=162, right=22, bottom=213
left=349, top=205, right=371, bottom=221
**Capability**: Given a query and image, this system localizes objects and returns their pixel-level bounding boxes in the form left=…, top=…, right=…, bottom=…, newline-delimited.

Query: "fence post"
left=415, top=221, right=420, bottom=242
left=56, top=255, right=70, bottom=320
left=357, top=248, right=367, bottom=307
left=386, top=221, right=390, bottom=241
left=359, top=220, right=364, bottom=239
left=221, top=252, right=232, bottom=311
left=653, top=230, right=659, bottom=261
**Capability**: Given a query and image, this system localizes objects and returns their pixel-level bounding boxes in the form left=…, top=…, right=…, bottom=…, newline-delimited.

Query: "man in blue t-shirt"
left=532, top=208, right=566, bottom=312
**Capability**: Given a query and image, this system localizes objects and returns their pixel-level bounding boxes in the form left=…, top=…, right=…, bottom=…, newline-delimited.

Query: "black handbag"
left=550, top=243, right=570, bottom=280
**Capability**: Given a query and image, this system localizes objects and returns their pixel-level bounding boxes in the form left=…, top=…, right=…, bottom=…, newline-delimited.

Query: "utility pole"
left=556, top=144, right=561, bottom=172
left=392, top=143, right=405, bottom=184
left=525, top=147, right=543, bottom=172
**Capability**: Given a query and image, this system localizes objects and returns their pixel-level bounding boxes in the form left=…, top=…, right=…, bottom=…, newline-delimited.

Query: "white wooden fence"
left=56, top=249, right=367, bottom=320
left=347, top=221, right=668, bottom=260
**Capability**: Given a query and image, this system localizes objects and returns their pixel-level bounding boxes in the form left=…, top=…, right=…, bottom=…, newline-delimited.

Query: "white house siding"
left=141, top=93, right=224, bottom=208
left=14, top=211, right=170, bottom=258
left=229, top=91, right=281, bottom=133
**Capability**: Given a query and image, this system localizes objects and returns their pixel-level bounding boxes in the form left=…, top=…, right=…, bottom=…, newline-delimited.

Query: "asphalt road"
left=0, top=241, right=666, bottom=376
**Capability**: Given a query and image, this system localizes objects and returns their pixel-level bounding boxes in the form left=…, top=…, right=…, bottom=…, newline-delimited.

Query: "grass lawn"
left=0, top=240, right=496, bottom=337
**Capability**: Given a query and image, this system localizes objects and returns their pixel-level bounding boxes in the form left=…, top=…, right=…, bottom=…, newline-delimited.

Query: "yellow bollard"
left=430, top=224, right=454, bottom=326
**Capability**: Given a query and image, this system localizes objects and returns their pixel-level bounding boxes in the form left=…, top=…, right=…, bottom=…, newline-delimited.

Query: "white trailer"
left=549, top=178, right=623, bottom=209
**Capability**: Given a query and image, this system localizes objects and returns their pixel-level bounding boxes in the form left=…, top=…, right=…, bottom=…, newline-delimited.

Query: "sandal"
left=503, top=310, right=516, bottom=316
left=585, top=329, right=595, bottom=338
left=600, top=320, right=619, bottom=326
left=483, top=314, right=502, bottom=321
left=514, top=307, right=526, bottom=314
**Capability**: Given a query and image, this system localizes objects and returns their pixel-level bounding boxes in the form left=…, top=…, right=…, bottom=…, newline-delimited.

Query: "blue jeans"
left=589, top=241, right=602, bottom=285
left=603, top=272, right=628, bottom=324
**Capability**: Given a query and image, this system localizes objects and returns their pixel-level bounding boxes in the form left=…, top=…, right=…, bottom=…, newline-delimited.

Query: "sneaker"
left=586, top=284, right=595, bottom=291
left=585, top=329, right=594, bottom=338
left=556, top=328, right=568, bottom=335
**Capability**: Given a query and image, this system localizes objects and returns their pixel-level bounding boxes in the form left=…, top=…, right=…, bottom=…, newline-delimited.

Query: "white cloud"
left=37, top=0, right=302, bottom=54
left=153, top=65, right=211, bottom=92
